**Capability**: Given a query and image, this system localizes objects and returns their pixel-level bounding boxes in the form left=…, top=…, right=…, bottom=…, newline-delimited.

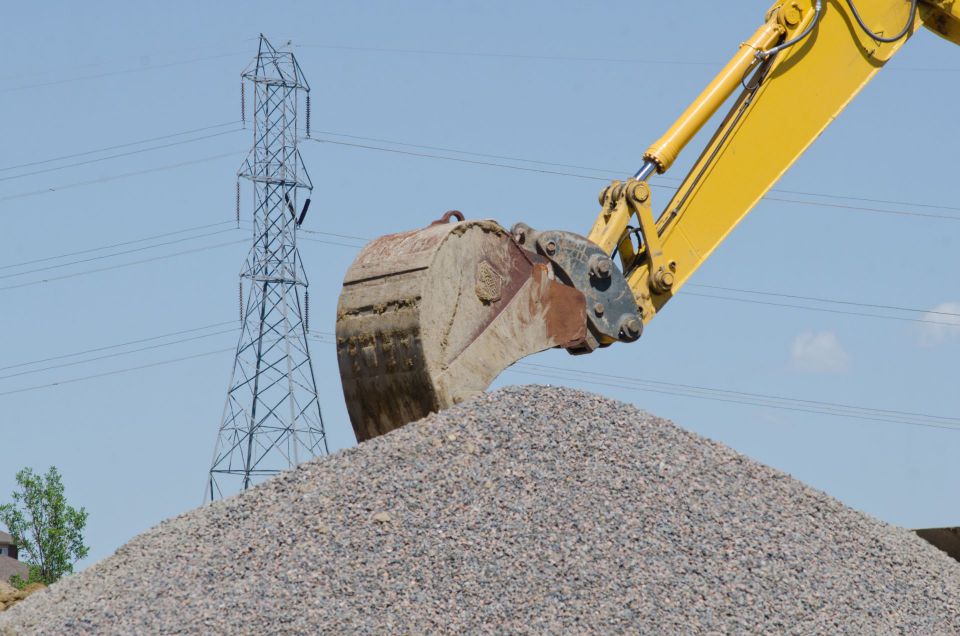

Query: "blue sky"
left=2, top=0, right=959, bottom=568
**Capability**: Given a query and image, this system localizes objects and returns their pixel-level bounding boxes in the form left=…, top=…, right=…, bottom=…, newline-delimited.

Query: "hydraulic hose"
left=758, top=0, right=824, bottom=60
left=845, top=0, right=918, bottom=42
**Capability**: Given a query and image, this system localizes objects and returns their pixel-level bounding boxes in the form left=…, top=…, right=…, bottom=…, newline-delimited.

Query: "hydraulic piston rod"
left=642, top=17, right=784, bottom=173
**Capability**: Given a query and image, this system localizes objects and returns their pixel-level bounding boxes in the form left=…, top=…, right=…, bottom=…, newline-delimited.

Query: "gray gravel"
left=3, top=385, right=959, bottom=634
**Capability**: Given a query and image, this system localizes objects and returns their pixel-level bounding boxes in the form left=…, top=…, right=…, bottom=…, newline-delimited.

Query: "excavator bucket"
left=336, top=213, right=589, bottom=442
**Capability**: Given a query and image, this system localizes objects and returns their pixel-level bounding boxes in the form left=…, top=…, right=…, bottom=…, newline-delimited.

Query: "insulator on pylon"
left=305, top=95, right=311, bottom=138
left=305, top=290, right=310, bottom=331
left=297, top=199, right=311, bottom=226
left=241, top=82, right=246, bottom=126
left=239, top=282, right=244, bottom=323
left=235, top=181, right=241, bottom=226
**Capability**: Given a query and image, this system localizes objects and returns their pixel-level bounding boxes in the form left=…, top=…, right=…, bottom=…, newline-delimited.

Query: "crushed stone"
left=3, top=386, right=959, bottom=634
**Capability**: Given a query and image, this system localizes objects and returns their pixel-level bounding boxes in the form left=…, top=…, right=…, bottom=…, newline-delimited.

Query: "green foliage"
left=8, top=564, right=43, bottom=590
left=0, top=466, right=89, bottom=586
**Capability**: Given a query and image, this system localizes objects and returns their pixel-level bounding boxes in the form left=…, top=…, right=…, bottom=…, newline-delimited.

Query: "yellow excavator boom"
left=337, top=0, right=960, bottom=440
left=594, top=0, right=959, bottom=323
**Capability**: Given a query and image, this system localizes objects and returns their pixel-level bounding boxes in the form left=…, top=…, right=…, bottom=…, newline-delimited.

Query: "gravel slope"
left=3, top=386, right=959, bottom=634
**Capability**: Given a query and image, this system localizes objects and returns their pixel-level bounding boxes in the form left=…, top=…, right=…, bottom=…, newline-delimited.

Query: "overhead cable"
left=0, top=121, right=240, bottom=173
left=311, top=137, right=960, bottom=222
left=0, top=228, right=240, bottom=280
left=0, top=328, right=237, bottom=381
left=0, top=221, right=236, bottom=272
left=306, top=333, right=960, bottom=432
left=0, top=239, right=245, bottom=291
left=0, top=129, right=243, bottom=183
left=0, top=348, right=233, bottom=397
left=0, top=321, right=236, bottom=372
left=0, top=151, right=243, bottom=203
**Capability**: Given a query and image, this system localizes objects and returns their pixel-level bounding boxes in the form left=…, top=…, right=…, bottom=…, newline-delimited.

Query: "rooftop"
left=0, top=532, right=12, bottom=546
left=0, top=555, right=28, bottom=584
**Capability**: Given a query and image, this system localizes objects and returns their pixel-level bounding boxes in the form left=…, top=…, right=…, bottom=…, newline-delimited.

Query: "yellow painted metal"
left=922, top=0, right=960, bottom=45
left=615, top=0, right=930, bottom=323
left=588, top=181, right=635, bottom=255
left=641, top=15, right=784, bottom=173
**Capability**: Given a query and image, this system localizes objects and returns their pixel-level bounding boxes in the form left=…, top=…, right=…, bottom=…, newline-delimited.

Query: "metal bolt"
left=589, top=254, right=613, bottom=279
left=782, top=2, right=802, bottom=27
left=544, top=240, right=557, bottom=255
left=596, top=258, right=612, bottom=278
left=619, top=316, right=643, bottom=340
left=594, top=302, right=605, bottom=317
left=630, top=181, right=650, bottom=203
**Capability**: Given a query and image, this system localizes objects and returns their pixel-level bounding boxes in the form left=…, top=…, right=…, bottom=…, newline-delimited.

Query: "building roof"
left=0, top=531, right=14, bottom=546
left=916, top=527, right=960, bottom=563
left=0, top=556, right=28, bottom=584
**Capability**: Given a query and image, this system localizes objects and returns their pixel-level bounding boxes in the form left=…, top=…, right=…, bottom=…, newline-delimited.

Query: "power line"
left=516, top=362, right=960, bottom=425
left=0, top=140, right=948, bottom=326
left=315, top=129, right=960, bottom=216
left=683, top=291, right=960, bottom=328
left=0, top=121, right=239, bottom=173
left=289, top=228, right=957, bottom=327
left=0, top=129, right=243, bottom=183
left=311, top=136, right=960, bottom=222
left=0, top=321, right=236, bottom=372
left=0, top=51, right=246, bottom=94
left=506, top=367, right=960, bottom=433
left=0, top=227, right=240, bottom=280
left=0, top=327, right=238, bottom=381
left=0, top=221, right=235, bottom=272
left=0, top=239, right=245, bottom=291
left=298, top=228, right=374, bottom=242
left=311, top=130, right=622, bottom=175
left=311, top=137, right=608, bottom=182
left=767, top=187, right=960, bottom=214
left=5, top=38, right=945, bottom=96
left=306, top=333, right=960, bottom=432
left=0, top=151, right=243, bottom=203
left=759, top=194, right=960, bottom=222
left=298, top=236, right=368, bottom=248
left=7, top=323, right=945, bottom=432
left=0, top=118, right=948, bottom=231
left=238, top=221, right=365, bottom=248
left=0, top=218, right=355, bottom=292
left=295, top=42, right=715, bottom=67
left=293, top=42, right=960, bottom=73
left=688, top=283, right=960, bottom=319
left=0, top=348, right=233, bottom=398
left=0, top=37, right=259, bottom=83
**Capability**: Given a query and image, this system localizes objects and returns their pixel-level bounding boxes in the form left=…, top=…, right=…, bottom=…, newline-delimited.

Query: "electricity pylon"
left=208, top=35, right=327, bottom=501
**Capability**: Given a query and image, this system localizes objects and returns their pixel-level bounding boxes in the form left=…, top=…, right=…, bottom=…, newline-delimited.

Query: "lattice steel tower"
left=208, top=35, right=327, bottom=500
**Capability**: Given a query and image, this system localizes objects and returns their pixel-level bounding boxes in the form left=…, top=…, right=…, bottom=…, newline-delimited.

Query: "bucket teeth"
left=336, top=218, right=588, bottom=442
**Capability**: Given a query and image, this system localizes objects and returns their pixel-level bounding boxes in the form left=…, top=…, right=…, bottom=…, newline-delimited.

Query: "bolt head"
left=781, top=2, right=802, bottom=27
left=588, top=254, right=613, bottom=279
left=619, top=316, right=643, bottom=340
left=593, top=302, right=605, bottom=317
left=544, top=240, right=557, bottom=255
left=629, top=181, right=650, bottom=203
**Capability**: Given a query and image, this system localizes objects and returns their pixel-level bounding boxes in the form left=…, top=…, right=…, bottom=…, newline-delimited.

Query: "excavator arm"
left=337, top=0, right=960, bottom=441
left=597, top=0, right=959, bottom=323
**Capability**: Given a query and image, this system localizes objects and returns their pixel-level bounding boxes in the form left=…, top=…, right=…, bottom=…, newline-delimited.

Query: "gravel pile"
left=3, top=385, right=959, bottom=634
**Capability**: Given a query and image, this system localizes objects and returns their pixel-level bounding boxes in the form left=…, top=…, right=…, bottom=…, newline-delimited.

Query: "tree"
left=0, top=466, right=88, bottom=587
